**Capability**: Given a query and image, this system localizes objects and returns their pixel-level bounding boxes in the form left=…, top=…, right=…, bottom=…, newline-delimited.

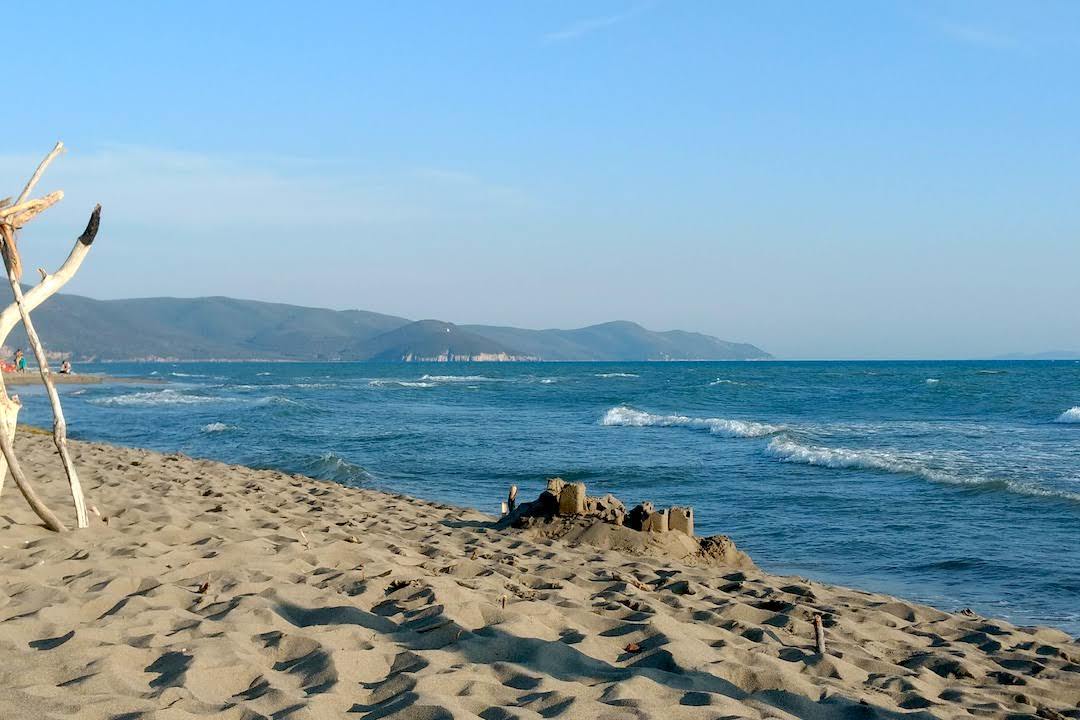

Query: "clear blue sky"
left=3, top=1, right=1078, bottom=358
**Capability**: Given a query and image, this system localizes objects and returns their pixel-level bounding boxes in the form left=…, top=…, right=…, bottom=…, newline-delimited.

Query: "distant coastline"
left=9, top=289, right=771, bottom=363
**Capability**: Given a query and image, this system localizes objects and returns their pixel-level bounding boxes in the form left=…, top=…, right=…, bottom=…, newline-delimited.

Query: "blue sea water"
left=17, top=360, right=1080, bottom=635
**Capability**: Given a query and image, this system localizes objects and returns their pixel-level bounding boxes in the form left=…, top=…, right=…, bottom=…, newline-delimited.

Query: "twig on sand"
left=813, top=614, right=827, bottom=655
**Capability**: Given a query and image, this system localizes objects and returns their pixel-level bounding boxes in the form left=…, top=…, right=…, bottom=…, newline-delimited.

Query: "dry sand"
left=1, top=432, right=1077, bottom=719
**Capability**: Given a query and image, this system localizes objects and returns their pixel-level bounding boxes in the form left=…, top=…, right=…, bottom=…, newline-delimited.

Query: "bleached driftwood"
left=0, top=140, right=101, bottom=530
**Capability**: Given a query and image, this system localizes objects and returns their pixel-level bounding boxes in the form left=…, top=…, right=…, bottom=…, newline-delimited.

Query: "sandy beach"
left=1, top=432, right=1077, bottom=720
left=2, top=373, right=160, bottom=386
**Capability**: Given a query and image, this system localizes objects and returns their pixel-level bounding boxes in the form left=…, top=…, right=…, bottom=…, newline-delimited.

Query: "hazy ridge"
left=8, top=290, right=770, bottom=362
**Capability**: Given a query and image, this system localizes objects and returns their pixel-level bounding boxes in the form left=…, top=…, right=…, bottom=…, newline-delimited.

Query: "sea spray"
left=1055, top=407, right=1080, bottom=424
left=601, top=406, right=781, bottom=438
left=765, top=438, right=1080, bottom=502
left=92, top=389, right=236, bottom=407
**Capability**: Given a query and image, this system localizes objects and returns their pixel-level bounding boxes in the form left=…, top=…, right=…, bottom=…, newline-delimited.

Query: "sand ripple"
left=1, top=433, right=1077, bottom=718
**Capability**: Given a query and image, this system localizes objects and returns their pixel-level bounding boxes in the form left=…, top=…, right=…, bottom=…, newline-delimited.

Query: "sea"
left=16, top=360, right=1080, bottom=636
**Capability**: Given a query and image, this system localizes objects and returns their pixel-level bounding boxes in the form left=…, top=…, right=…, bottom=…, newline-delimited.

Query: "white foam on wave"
left=303, top=452, right=373, bottom=485
left=92, top=389, right=235, bottom=407
left=369, top=379, right=435, bottom=388
left=601, top=406, right=781, bottom=438
left=419, top=374, right=498, bottom=382
left=539, top=378, right=558, bottom=384
left=709, top=378, right=745, bottom=386
left=1055, top=407, right=1080, bottom=424
left=170, top=372, right=207, bottom=378
left=256, top=372, right=272, bottom=376
left=925, top=378, right=940, bottom=384
left=595, top=372, right=639, bottom=378
left=201, top=422, right=235, bottom=433
left=765, top=438, right=1080, bottom=502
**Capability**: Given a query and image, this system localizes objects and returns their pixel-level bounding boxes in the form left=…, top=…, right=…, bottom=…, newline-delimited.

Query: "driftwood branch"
left=0, top=142, right=99, bottom=531
left=4, top=265, right=89, bottom=527
left=0, top=190, right=64, bottom=223
left=16, top=141, right=63, bottom=205
left=0, top=420, right=67, bottom=531
left=813, top=614, right=826, bottom=655
left=0, top=207, right=99, bottom=529
left=0, top=205, right=101, bottom=343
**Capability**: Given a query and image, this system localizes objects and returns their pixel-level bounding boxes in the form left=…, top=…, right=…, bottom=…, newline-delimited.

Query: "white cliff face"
left=397, top=352, right=537, bottom=362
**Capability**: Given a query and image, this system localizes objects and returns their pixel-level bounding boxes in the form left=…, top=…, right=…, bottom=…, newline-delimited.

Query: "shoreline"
left=1, top=433, right=1077, bottom=718
left=2, top=372, right=165, bottom=386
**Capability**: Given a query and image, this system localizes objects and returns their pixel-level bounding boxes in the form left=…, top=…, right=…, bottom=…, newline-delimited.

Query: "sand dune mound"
left=1, top=434, right=1078, bottom=719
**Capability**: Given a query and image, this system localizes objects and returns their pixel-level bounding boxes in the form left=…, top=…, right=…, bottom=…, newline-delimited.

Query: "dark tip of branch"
left=78, top=204, right=102, bottom=246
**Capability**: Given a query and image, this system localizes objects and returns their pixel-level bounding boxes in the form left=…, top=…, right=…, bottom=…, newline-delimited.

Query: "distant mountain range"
left=995, top=350, right=1080, bottom=360
left=4, top=290, right=771, bottom=362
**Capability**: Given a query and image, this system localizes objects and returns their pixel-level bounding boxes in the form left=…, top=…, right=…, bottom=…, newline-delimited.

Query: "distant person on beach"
left=14, top=349, right=26, bottom=372
left=60, top=360, right=72, bottom=374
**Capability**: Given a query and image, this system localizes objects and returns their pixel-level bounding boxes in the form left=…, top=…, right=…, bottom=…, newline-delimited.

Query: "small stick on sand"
left=813, top=614, right=826, bottom=655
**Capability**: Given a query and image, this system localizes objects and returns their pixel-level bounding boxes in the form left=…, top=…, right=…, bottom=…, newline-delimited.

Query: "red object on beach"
left=1, top=362, right=15, bottom=373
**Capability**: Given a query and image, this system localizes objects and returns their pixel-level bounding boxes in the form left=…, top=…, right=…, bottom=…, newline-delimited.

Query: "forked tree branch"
left=0, top=205, right=101, bottom=344
left=16, top=141, right=63, bottom=205
left=0, top=191, right=64, bottom=222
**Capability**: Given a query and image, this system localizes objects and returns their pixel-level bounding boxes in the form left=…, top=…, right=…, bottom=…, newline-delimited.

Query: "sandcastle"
left=498, top=477, right=751, bottom=567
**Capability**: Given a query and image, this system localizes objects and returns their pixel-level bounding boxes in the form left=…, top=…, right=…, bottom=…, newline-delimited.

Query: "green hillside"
left=4, top=289, right=771, bottom=362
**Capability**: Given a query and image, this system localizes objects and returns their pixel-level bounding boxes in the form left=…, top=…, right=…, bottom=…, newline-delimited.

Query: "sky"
left=2, top=1, right=1078, bottom=359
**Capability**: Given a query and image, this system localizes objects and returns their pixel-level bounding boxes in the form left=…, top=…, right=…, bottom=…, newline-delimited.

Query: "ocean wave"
left=233, top=382, right=334, bottom=391
left=925, top=378, right=940, bottom=384
left=170, top=372, right=207, bottom=378
left=765, top=438, right=1080, bottom=502
left=709, top=378, right=745, bottom=386
left=601, top=406, right=781, bottom=438
left=201, top=422, right=235, bottom=433
left=253, top=395, right=303, bottom=406
left=256, top=372, right=271, bottom=376
left=368, top=379, right=435, bottom=388
left=301, top=452, right=373, bottom=485
left=1055, top=407, right=1080, bottom=424
left=539, top=378, right=558, bottom=384
left=91, top=389, right=235, bottom=407
left=419, top=374, right=498, bottom=382
left=595, top=372, right=639, bottom=378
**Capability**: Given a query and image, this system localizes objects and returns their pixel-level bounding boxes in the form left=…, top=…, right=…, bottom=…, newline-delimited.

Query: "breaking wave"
left=419, top=374, right=498, bottom=382
left=595, top=372, right=639, bottom=378
left=601, top=406, right=781, bottom=438
left=301, top=452, right=373, bottom=486
left=1056, top=407, right=1080, bottom=424
left=925, top=378, right=940, bottom=384
left=765, top=438, right=1080, bottom=502
left=92, top=389, right=235, bottom=407
left=368, top=379, right=435, bottom=388
left=709, top=378, right=745, bottom=386
left=201, top=422, right=235, bottom=433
